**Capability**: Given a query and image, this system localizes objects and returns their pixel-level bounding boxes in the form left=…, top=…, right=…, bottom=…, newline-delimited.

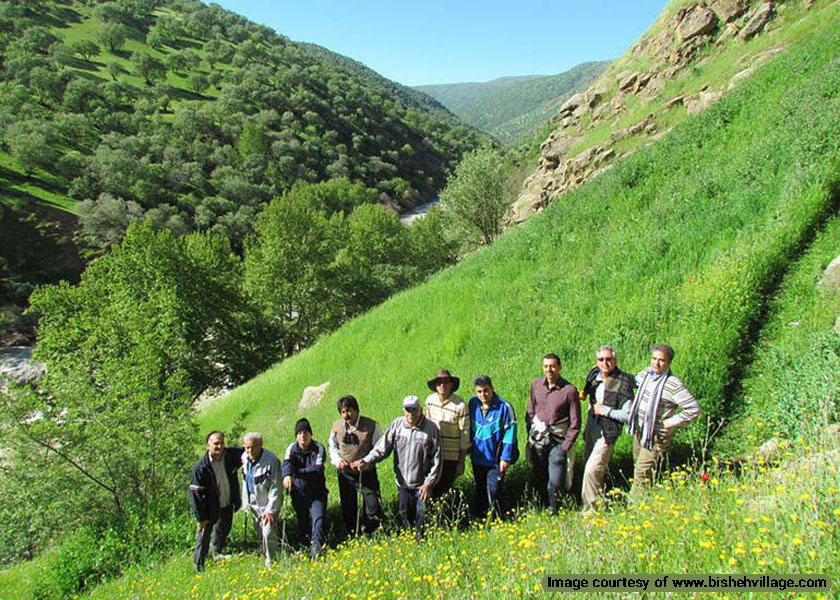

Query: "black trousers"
left=290, top=489, right=327, bottom=558
left=431, top=459, right=460, bottom=499
left=531, top=443, right=568, bottom=513
left=337, top=467, right=382, bottom=536
left=472, top=464, right=505, bottom=519
left=397, top=487, right=427, bottom=540
left=193, top=503, right=233, bottom=569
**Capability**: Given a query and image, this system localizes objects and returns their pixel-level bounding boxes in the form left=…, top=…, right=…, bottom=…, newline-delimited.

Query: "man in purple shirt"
left=526, top=353, right=581, bottom=514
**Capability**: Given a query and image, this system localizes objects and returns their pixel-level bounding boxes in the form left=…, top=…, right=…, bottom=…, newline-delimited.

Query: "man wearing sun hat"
left=355, top=395, right=441, bottom=539
left=424, top=369, right=470, bottom=498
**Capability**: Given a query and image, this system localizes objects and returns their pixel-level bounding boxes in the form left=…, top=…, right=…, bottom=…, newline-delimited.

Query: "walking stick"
left=356, top=469, right=364, bottom=537
left=242, top=506, right=248, bottom=550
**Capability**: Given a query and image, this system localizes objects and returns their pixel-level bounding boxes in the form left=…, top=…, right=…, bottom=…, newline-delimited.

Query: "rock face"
left=711, top=0, right=748, bottom=22
left=741, top=2, right=773, bottom=39
left=819, top=255, right=840, bottom=290
left=678, top=5, right=719, bottom=40
left=299, top=381, right=330, bottom=410
left=513, top=0, right=787, bottom=221
left=0, top=346, right=44, bottom=388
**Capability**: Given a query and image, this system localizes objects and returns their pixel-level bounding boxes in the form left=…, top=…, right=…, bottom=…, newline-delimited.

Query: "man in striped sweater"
left=627, top=344, right=701, bottom=494
left=424, top=369, right=470, bottom=499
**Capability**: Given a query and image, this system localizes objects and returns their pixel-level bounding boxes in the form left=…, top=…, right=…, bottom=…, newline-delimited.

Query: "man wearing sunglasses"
left=580, top=345, right=636, bottom=512
left=328, top=394, right=383, bottom=537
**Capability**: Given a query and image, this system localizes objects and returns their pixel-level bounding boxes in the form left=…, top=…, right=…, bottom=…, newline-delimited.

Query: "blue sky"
left=210, top=1, right=669, bottom=87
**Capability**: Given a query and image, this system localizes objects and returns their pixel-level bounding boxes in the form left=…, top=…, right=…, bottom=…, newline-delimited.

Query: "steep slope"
left=416, top=61, right=609, bottom=143
left=515, top=0, right=834, bottom=221
left=0, top=0, right=481, bottom=217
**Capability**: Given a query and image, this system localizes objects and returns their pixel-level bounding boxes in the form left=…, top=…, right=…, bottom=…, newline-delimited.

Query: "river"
left=399, top=197, right=439, bottom=226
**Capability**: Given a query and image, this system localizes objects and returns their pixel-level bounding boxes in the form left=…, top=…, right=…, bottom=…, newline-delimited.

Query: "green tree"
left=68, top=39, right=101, bottom=62
left=105, top=59, right=123, bottom=81
left=439, top=146, right=512, bottom=245
left=98, top=23, right=128, bottom=52
left=244, top=191, right=338, bottom=354
left=2, top=223, right=277, bottom=526
left=5, top=121, right=57, bottom=176
left=76, top=193, right=144, bottom=250
left=131, top=52, right=166, bottom=86
left=285, top=178, right=379, bottom=217
left=187, top=72, right=209, bottom=94
left=333, top=203, right=410, bottom=316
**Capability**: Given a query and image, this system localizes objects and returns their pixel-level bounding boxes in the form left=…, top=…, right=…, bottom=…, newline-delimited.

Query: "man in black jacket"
left=189, top=431, right=244, bottom=572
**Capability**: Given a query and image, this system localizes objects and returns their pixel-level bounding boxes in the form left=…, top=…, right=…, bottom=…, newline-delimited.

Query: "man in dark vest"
left=189, top=431, right=243, bottom=573
left=327, top=395, right=383, bottom=537
left=580, top=345, right=636, bottom=511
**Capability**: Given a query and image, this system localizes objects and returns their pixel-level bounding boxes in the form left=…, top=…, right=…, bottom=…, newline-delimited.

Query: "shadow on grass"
left=30, top=5, right=82, bottom=28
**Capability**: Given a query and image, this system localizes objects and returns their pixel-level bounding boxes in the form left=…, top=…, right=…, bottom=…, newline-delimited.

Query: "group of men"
left=188, top=343, right=700, bottom=571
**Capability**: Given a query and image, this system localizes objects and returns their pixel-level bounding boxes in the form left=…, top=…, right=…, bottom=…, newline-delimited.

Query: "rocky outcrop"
left=741, top=2, right=773, bottom=40
left=819, top=255, right=840, bottom=290
left=513, top=0, right=791, bottom=221
left=686, top=89, right=723, bottom=115
left=678, top=5, right=719, bottom=40
left=0, top=346, right=44, bottom=388
left=711, top=0, right=748, bottom=22
left=299, top=381, right=330, bottom=410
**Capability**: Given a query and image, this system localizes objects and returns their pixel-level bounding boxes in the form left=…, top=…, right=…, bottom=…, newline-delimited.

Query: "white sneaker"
left=213, top=553, right=232, bottom=561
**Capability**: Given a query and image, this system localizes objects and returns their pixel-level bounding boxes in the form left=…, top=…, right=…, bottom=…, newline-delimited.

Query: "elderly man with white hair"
left=355, top=395, right=441, bottom=540
left=241, top=432, right=283, bottom=567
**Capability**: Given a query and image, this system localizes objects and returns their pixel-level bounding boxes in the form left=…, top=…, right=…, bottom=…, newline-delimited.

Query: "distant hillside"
left=297, top=42, right=456, bottom=122
left=415, top=74, right=544, bottom=114
left=416, top=62, right=610, bottom=143
left=0, top=0, right=485, bottom=323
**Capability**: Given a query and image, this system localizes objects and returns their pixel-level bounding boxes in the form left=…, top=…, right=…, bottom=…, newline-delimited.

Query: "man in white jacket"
left=242, top=432, right=283, bottom=567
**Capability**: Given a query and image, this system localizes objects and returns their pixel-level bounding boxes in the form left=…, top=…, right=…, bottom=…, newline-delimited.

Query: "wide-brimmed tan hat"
left=426, top=369, right=460, bottom=392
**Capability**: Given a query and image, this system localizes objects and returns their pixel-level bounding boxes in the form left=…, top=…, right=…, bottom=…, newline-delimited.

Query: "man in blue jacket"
left=189, top=431, right=243, bottom=573
left=468, top=375, right=518, bottom=519
left=282, top=418, right=328, bottom=558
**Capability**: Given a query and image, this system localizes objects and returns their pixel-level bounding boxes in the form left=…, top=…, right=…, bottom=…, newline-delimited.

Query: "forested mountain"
left=0, top=0, right=484, bottom=327
left=416, top=61, right=609, bottom=143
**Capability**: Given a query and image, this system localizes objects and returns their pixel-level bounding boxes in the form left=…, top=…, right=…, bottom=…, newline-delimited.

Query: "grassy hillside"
left=515, top=0, right=838, bottom=218
left=416, top=62, right=609, bottom=144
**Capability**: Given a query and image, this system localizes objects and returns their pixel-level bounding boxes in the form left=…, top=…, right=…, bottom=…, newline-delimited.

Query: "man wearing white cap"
left=355, top=395, right=441, bottom=539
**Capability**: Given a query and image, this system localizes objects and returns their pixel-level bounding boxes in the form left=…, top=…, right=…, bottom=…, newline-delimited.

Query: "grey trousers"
left=248, top=505, right=280, bottom=566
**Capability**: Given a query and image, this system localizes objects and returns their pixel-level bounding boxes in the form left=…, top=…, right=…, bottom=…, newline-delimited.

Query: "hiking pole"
left=356, top=469, right=363, bottom=537
left=242, top=506, right=248, bottom=550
